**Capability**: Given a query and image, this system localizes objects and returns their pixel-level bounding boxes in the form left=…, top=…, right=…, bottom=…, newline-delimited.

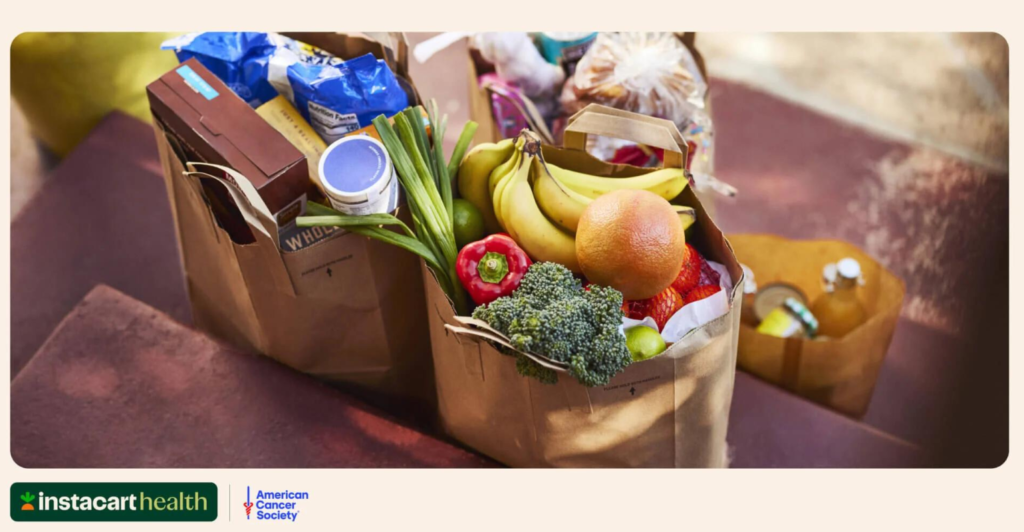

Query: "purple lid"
left=319, top=136, right=391, bottom=196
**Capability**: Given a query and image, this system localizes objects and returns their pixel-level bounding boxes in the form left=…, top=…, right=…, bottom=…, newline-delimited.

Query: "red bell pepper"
left=456, top=233, right=532, bottom=306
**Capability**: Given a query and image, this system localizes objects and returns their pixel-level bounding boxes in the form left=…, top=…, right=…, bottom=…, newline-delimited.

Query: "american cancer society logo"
left=242, top=486, right=308, bottom=522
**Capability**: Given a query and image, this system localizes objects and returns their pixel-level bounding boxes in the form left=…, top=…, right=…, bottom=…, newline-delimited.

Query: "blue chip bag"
left=162, top=32, right=408, bottom=142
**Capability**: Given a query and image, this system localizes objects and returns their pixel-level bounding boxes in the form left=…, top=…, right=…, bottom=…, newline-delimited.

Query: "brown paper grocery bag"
left=153, top=127, right=434, bottom=410
left=427, top=106, right=743, bottom=467
left=730, top=234, right=906, bottom=417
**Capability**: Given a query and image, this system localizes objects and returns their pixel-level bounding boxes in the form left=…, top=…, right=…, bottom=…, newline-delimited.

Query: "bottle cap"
left=740, top=263, right=757, bottom=295
left=318, top=135, right=397, bottom=215
left=837, top=258, right=861, bottom=280
left=823, top=263, right=838, bottom=283
left=783, top=297, right=818, bottom=338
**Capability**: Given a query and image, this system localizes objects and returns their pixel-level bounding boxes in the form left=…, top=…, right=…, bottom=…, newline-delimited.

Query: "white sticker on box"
left=307, top=101, right=360, bottom=143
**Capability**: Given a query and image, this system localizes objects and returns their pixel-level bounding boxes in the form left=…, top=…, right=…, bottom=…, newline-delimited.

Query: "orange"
left=576, top=190, right=685, bottom=300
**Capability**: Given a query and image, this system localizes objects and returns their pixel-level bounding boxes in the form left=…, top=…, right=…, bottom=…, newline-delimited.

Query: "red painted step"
left=11, top=285, right=493, bottom=468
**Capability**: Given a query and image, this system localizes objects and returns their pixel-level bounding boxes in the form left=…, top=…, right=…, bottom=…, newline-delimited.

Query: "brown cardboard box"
left=147, top=59, right=310, bottom=232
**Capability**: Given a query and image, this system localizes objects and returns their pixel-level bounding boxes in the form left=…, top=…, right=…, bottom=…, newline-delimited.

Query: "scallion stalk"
left=297, top=101, right=475, bottom=316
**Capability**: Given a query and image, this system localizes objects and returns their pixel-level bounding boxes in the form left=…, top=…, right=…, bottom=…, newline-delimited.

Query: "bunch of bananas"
left=457, top=130, right=696, bottom=273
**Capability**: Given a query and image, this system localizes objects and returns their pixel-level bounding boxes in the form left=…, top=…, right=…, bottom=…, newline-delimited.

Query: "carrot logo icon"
left=20, top=491, right=36, bottom=511
left=243, top=487, right=253, bottom=520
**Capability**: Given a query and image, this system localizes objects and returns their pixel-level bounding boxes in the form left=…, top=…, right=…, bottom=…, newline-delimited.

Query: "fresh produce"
left=533, top=161, right=697, bottom=235
left=676, top=206, right=697, bottom=232
left=471, top=262, right=631, bottom=387
left=454, top=130, right=695, bottom=278
left=452, top=199, right=486, bottom=248
left=575, top=189, right=686, bottom=300
left=622, top=299, right=647, bottom=320
left=532, top=161, right=595, bottom=233
left=625, top=326, right=667, bottom=361
left=545, top=162, right=688, bottom=200
left=297, top=101, right=478, bottom=315
left=684, top=284, right=722, bottom=305
left=457, top=138, right=514, bottom=233
left=456, top=234, right=532, bottom=306
left=671, top=243, right=703, bottom=295
left=644, top=286, right=684, bottom=330
left=491, top=132, right=581, bottom=272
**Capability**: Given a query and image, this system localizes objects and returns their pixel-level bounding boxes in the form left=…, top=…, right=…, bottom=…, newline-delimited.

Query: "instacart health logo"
left=11, top=483, right=217, bottom=522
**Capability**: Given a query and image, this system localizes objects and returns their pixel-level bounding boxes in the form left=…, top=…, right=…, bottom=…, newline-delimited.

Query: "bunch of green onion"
left=297, top=100, right=477, bottom=316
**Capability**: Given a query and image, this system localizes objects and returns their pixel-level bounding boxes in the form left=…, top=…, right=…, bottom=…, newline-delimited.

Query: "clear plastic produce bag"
left=561, top=32, right=711, bottom=133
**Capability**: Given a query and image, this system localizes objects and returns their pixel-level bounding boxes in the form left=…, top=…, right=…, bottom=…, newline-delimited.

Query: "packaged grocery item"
left=753, top=282, right=808, bottom=323
left=480, top=74, right=555, bottom=143
left=256, top=95, right=328, bottom=194
left=757, top=297, right=819, bottom=339
left=561, top=32, right=710, bottom=134
left=343, top=107, right=429, bottom=144
left=286, top=53, right=408, bottom=142
left=317, top=136, right=399, bottom=215
left=147, top=59, right=310, bottom=238
left=470, top=32, right=565, bottom=98
left=536, top=32, right=597, bottom=75
left=811, top=258, right=868, bottom=338
left=162, top=32, right=409, bottom=143
left=161, top=32, right=284, bottom=107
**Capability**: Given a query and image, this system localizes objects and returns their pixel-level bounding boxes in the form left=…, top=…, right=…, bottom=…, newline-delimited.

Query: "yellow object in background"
left=11, top=32, right=179, bottom=157
left=256, top=95, right=328, bottom=195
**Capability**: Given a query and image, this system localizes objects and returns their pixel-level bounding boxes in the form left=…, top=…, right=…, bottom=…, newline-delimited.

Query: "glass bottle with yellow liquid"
left=811, top=258, right=867, bottom=339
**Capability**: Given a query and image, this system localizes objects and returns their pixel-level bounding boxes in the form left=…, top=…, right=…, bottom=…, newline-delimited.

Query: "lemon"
left=625, top=326, right=667, bottom=362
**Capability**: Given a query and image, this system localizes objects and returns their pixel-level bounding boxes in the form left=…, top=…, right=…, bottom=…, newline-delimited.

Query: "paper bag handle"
left=562, top=104, right=689, bottom=169
left=184, top=163, right=296, bottom=297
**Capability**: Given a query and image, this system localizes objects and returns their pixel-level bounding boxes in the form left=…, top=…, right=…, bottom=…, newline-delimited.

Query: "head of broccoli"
left=472, top=262, right=632, bottom=387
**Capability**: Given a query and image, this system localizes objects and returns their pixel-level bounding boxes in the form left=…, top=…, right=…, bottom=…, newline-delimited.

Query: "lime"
left=625, top=326, right=667, bottom=362
left=453, top=198, right=486, bottom=248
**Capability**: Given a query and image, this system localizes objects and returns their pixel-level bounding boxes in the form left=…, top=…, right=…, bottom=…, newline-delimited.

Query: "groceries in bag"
left=297, top=103, right=733, bottom=388
left=413, top=32, right=719, bottom=181
left=162, top=32, right=409, bottom=142
left=297, top=101, right=478, bottom=315
left=740, top=258, right=868, bottom=340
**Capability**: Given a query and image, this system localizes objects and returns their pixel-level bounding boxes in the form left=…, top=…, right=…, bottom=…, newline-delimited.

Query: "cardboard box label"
left=175, top=65, right=219, bottom=100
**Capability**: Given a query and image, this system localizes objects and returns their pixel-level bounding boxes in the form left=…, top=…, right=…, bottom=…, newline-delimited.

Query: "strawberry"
left=672, top=243, right=703, bottom=295
left=684, top=284, right=721, bottom=305
left=644, top=287, right=684, bottom=330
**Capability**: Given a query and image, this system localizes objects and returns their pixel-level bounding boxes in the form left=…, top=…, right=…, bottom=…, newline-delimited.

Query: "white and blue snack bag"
left=162, top=32, right=409, bottom=143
